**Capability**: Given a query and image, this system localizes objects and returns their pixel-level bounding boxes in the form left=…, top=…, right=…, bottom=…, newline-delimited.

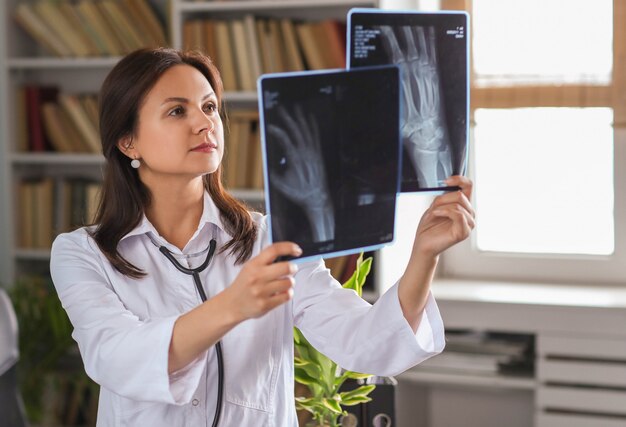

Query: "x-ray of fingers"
left=349, top=9, right=469, bottom=193
left=258, top=67, right=401, bottom=262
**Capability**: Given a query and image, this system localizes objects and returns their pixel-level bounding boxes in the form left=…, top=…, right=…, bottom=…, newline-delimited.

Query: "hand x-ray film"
left=348, top=9, right=469, bottom=192
left=258, top=67, right=401, bottom=262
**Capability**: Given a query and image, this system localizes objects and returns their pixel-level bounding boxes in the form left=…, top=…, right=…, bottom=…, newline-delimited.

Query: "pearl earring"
left=131, top=158, right=141, bottom=169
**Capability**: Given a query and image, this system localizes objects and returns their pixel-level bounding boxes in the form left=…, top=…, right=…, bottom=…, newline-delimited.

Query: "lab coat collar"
left=120, top=191, right=231, bottom=243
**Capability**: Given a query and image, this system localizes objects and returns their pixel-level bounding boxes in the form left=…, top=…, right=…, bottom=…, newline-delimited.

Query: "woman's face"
left=121, top=64, right=224, bottom=181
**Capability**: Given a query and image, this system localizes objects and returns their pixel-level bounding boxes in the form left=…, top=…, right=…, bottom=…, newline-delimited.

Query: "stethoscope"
left=157, top=237, right=223, bottom=427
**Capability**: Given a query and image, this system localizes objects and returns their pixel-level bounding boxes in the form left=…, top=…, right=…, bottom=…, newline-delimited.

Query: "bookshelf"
left=0, top=0, right=378, bottom=284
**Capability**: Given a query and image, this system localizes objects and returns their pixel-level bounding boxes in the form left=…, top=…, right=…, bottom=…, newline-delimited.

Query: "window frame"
left=438, top=0, right=626, bottom=285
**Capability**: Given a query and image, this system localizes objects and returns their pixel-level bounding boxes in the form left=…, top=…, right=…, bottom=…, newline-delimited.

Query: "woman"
left=50, top=48, right=475, bottom=426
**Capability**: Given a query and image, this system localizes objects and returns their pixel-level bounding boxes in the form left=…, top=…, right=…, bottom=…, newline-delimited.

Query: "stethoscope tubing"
left=159, top=239, right=223, bottom=427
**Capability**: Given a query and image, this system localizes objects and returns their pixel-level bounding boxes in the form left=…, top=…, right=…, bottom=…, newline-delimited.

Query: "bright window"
left=438, top=0, right=626, bottom=284
left=472, top=0, right=613, bottom=85
left=474, top=107, right=614, bottom=255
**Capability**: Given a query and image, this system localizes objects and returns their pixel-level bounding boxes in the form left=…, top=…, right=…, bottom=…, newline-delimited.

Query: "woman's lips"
left=191, top=142, right=217, bottom=152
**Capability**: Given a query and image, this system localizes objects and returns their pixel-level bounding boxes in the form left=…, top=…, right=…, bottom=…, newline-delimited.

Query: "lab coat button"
left=192, top=399, right=199, bottom=406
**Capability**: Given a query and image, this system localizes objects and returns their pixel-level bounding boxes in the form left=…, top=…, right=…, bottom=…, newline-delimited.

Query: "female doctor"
left=50, top=48, right=475, bottom=426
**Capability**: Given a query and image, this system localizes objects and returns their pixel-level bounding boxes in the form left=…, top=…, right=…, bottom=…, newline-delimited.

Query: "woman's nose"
left=192, top=111, right=216, bottom=135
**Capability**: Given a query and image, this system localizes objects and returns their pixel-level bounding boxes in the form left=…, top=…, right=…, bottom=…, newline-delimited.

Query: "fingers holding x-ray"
left=379, top=25, right=453, bottom=188
left=268, top=105, right=335, bottom=243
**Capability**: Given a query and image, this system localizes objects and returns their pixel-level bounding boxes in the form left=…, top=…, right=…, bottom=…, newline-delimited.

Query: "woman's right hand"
left=225, top=242, right=302, bottom=322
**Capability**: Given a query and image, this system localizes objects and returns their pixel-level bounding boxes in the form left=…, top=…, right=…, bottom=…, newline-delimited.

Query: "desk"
left=396, top=279, right=626, bottom=427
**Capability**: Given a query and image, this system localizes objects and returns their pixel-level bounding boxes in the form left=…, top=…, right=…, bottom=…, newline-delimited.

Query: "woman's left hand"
left=412, top=175, right=475, bottom=259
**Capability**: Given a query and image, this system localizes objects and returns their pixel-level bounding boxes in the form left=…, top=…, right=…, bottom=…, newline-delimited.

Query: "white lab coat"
left=50, top=191, right=445, bottom=426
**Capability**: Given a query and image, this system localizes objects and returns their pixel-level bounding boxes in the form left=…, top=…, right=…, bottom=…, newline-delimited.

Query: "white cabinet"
left=395, top=279, right=626, bottom=427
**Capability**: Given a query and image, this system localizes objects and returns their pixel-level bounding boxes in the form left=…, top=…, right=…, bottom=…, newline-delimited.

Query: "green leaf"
left=340, top=384, right=376, bottom=401
left=340, top=395, right=373, bottom=406
left=322, top=398, right=343, bottom=414
left=295, top=367, right=319, bottom=386
left=341, top=253, right=373, bottom=297
left=293, top=327, right=305, bottom=345
left=295, top=397, right=323, bottom=415
left=294, top=358, right=322, bottom=379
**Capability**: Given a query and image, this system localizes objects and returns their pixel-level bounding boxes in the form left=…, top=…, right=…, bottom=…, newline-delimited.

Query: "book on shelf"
left=80, top=95, right=100, bottom=131
left=58, top=94, right=101, bottom=153
left=60, top=179, right=102, bottom=233
left=14, top=3, right=72, bottom=57
left=18, top=178, right=101, bottom=249
left=18, top=178, right=54, bottom=249
left=14, top=0, right=167, bottom=58
left=224, top=114, right=242, bottom=188
left=316, top=20, right=346, bottom=69
left=214, top=20, right=238, bottom=92
left=222, top=111, right=263, bottom=190
left=181, top=16, right=344, bottom=88
left=234, top=111, right=252, bottom=187
left=295, top=22, right=327, bottom=70
left=25, top=85, right=59, bottom=152
left=41, top=102, right=89, bottom=153
left=123, top=0, right=167, bottom=47
left=279, top=18, right=305, bottom=72
left=203, top=20, right=219, bottom=66
left=248, top=121, right=264, bottom=189
left=267, top=20, right=287, bottom=74
left=33, top=1, right=93, bottom=57
left=22, top=85, right=101, bottom=154
left=75, top=0, right=125, bottom=56
left=183, top=19, right=205, bottom=52
left=98, top=0, right=146, bottom=53
left=243, top=15, right=263, bottom=87
left=229, top=19, right=255, bottom=91
left=58, top=1, right=106, bottom=56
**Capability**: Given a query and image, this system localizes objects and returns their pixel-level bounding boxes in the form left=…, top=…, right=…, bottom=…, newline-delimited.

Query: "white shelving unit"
left=392, top=280, right=626, bottom=427
left=0, top=0, right=378, bottom=283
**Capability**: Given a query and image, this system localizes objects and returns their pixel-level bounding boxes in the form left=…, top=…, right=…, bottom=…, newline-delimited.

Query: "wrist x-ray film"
left=258, top=66, right=401, bottom=262
left=348, top=9, right=469, bottom=193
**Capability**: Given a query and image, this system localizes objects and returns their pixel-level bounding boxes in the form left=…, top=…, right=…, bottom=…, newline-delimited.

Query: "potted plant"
left=294, top=253, right=376, bottom=427
left=9, top=275, right=98, bottom=426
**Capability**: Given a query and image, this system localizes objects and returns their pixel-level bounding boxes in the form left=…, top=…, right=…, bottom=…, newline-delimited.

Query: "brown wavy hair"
left=91, top=48, right=257, bottom=278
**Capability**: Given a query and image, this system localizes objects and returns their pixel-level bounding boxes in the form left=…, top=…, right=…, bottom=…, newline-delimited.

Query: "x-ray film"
left=258, top=67, right=401, bottom=262
left=348, top=9, right=469, bottom=192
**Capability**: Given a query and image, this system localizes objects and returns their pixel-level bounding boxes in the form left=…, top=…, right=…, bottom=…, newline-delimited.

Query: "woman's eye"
left=203, top=103, right=217, bottom=114
left=169, top=106, right=184, bottom=116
